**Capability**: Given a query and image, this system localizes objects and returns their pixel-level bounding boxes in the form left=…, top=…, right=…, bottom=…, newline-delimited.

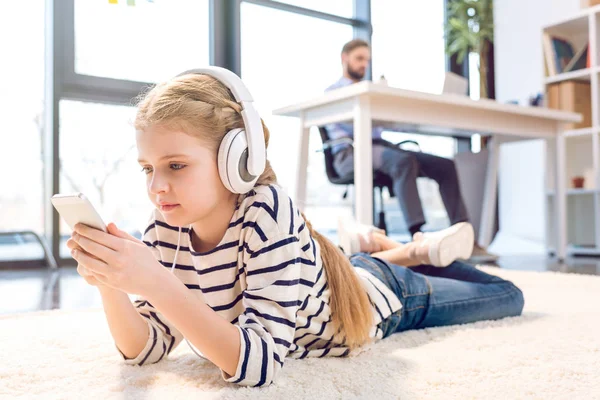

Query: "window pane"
left=241, top=3, right=353, bottom=231
left=372, top=0, right=454, bottom=233
left=75, top=0, right=209, bottom=83
left=0, top=2, right=45, bottom=261
left=59, top=101, right=152, bottom=259
left=270, top=0, right=354, bottom=18
left=371, top=0, right=446, bottom=94
left=469, top=52, right=481, bottom=100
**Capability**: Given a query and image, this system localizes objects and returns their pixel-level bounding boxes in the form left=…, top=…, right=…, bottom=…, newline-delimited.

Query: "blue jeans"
left=350, top=253, right=525, bottom=338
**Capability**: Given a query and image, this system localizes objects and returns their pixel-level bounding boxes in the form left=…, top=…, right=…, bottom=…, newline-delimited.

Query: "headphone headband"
left=176, top=67, right=266, bottom=176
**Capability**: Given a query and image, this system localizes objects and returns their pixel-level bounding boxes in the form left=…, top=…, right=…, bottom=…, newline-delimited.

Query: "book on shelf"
left=543, top=33, right=589, bottom=76
left=564, top=43, right=589, bottom=72
left=546, top=80, right=592, bottom=129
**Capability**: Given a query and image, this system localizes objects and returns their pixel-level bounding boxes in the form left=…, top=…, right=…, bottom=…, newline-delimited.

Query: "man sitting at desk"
left=325, top=39, right=495, bottom=262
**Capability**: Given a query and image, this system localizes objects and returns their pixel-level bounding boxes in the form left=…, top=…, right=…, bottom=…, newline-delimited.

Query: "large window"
left=371, top=0, right=446, bottom=94
left=53, top=0, right=211, bottom=263
left=241, top=2, right=354, bottom=231
left=74, top=0, right=210, bottom=83
left=0, top=2, right=45, bottom=260
left=58, top=101, right=151, bottom=258
left=3, top=0, right=454, bottom=266
left=371, top=0, right=455, bottom=232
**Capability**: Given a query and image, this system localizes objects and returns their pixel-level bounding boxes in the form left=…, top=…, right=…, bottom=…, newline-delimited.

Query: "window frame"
left=8, top=0, right=481, bottom=267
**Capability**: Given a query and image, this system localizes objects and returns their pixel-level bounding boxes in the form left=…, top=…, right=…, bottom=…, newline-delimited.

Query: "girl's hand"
left=67, top=235, right=105, bottom=287
left=70, top=222, right=165, bottom=296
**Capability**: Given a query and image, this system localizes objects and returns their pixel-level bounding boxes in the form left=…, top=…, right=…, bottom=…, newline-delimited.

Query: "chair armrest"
left=397, top=139, right=421, bottom=151
left=372, top=138, right=422, bottom=152
left=316, top=137, right=354, bottom=152
left=317, top=138, right=421, bottom=152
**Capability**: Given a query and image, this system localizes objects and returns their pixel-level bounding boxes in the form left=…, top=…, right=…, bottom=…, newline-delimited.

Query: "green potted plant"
left=445, top=0, right=494, bottom=98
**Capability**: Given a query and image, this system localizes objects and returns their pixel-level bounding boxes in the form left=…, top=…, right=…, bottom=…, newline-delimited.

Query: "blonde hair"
left=134, top=73, right=373, bottom=349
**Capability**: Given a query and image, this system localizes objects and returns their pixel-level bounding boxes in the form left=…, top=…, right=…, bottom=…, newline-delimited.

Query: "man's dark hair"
left=341, top=39, right=370, bottom=55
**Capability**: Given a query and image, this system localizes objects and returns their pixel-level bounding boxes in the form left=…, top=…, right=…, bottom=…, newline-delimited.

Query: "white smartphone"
left=51, top=193, right=107, bottom=232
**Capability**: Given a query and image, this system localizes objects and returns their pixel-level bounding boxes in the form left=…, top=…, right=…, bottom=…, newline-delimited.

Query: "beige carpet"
left=1, top=267, right=599, bottom=400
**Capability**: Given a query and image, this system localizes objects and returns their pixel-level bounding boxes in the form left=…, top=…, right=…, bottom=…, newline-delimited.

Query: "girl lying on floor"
left=67, top=67, right=524, bottom=387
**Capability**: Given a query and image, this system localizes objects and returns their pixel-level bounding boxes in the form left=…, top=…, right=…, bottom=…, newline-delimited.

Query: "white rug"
left=1, top=267, right=599, bottom=400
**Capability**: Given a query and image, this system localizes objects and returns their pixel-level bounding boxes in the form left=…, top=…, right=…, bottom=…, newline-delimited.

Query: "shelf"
left=567, top=189, right=598, bottom=195
left=543, top=6, right=600, bottom=258
left=544, top=4, right=600, bottom=34
left=545, top=68, right=592, bottom=84
left=548, top=189, right=598, bottom=196
left=564, top=127, right=595, bottom=137
left=543, top=10, right=589, bottom=34
left=567, top=244, right=600, bottom=256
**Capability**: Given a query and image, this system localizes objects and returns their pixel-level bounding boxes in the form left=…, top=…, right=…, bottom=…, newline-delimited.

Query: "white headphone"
left=176, top=67, right=266, bottom=194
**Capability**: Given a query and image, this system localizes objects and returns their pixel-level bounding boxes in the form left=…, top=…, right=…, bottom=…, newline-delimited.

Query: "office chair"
left=317, top=127, right=421, bottom=232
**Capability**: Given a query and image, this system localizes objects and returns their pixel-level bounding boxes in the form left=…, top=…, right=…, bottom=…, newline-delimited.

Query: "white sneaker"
left=337, top=216, right=385, bottom=256
left=417, top=222, right=475, bottom=267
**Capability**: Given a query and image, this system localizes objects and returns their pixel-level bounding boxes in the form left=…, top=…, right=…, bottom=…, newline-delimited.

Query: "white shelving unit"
left=545, top=67, right=592, bottom=84
left=543, top=6, right=600, bottom=257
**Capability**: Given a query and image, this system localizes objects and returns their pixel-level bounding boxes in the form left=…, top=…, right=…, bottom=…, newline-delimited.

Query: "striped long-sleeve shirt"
left=119, top=184, right=402, bottom=387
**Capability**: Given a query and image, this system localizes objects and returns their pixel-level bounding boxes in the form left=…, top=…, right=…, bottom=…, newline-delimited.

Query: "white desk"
left=273, top=81, right=581, bottom=260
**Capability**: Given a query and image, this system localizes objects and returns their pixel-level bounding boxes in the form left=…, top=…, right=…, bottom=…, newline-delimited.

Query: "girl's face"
left=136, top=125, right=235, bottom=228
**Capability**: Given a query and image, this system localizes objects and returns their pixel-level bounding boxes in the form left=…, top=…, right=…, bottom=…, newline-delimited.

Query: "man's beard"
left=347, top=66, right=365, bottom=80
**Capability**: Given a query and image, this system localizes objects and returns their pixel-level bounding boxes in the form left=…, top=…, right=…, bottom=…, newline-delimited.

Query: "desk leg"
left=555, top=132, right=567, bottom=261
left=354, top=97, right=373, bottom=225
left=295, top=115, right=310, bottom=210
left=479, top=137, right=500, bottom=248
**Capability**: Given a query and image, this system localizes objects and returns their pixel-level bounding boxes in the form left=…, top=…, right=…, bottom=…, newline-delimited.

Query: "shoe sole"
left=466, top=254, right=499, bottom=264
left=433, top=222, right=475, bottom=267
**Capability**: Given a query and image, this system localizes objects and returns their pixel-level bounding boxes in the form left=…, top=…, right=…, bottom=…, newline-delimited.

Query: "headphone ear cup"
left=218, top=128, right=259, bottom=194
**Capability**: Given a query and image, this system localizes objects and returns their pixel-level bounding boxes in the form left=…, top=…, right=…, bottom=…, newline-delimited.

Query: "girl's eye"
left=170, top=163, right=186, bottom=171
left=141, top=166, right=152, bottom=174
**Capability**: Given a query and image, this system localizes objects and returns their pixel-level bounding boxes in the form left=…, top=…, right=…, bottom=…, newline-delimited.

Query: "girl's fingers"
left=66, top=238, right=83, bottom=251
left=77, top=263, right=89, bottom=276
left=72, top=249, right=110, bottom=276
left=107, top=223, right=142, bottom=243
left=74, top=234, right=118, bottom=265
left=74, top=224, right=123, bottom=252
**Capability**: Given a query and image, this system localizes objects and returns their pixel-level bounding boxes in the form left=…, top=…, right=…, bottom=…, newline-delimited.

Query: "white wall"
left=492, top=0, right=581, bottom=253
